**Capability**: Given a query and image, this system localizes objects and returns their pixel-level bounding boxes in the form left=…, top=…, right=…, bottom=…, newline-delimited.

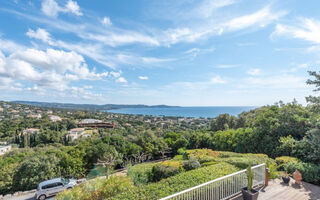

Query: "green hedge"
left=127, top=163, right=158, bottom=185
left=283, top=162, right=320, bottom=183
left=56, top=176, right=135, bottom=200
left=57, top=150, right=279, bottom=200
left=183, top=159, right=201, bottom=171
left=150, top=165, right=182, bottom=182
left=110, top=163, right=239, bottom=200
left=185, top=149, right=219, bottom=163
left=275, top=156, right=299, bottom=171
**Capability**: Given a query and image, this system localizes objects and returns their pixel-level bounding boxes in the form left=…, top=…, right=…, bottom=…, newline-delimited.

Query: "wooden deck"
left=233, top=178, right=320, bottom=200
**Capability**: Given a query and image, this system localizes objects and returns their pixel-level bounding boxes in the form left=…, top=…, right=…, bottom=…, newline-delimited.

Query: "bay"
left=107, top=106, right=255, bottom=118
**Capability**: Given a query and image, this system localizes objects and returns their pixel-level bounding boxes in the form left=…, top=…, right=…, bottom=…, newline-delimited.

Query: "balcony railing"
left=159, top=163, right=266, bottom=200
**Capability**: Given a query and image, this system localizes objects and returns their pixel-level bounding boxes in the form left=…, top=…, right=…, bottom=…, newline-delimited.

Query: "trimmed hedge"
left=110, top=162, right=239, bottom=200
left=57, top=150, right=279, bottom=200
left=183, top=159, right=201, bottom=171
left=56, top=176, right=135, bottom=200
left=150, top=165, right=182, bottom=182
left=185, top=149, right=219, bottom=163
left=127, top=162, right=158, bottom=185
left=275, top=156, right=299, bottom=171
left=201, top=161, right=218, bottom=167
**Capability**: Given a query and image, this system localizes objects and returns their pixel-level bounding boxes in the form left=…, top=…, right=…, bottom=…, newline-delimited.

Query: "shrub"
left=150, top=164, right=182, bottom=182
left=275, top=156, right=299, bottom=165
left=183, top=159, right=201, bottom=171
left=201, top=161, right=217, bottom=167
left=275, top=156, right=299, bottom=171
left=160, top=160, right=183, bottom=168
left=216, top=151, right=242, bottom=158
left=111, top=163, right=239, bottom=200
left=216, top=157, right=255, bottom=169
left=127, top=163, right=157, bottom=185
left=267, top=160, right=279, bottom=179
left=56, top=176, right=135, bottom=200
left=276, top=136, right=297, bottom=157
left=13, top=154, right=61, bottom=191
left=177, top=148, right=186, bottom=155
left=185, top=149, right=219, bottom=163
left=172, top=155, right=183, bottom=161
left=283, top=161, right=320, bottom=183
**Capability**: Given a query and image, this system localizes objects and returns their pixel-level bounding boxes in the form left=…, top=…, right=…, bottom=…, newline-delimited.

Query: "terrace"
left=160, top=163, right=320, bottom=200
left=255, top=178, right=320, bottom=200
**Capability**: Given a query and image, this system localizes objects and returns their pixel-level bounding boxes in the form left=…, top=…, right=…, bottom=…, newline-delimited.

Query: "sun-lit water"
left=107, top=106, right=255, bottom=118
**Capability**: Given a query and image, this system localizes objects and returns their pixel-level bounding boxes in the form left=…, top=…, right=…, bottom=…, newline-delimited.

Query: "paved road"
left=3, top=192, right=54, bottom=200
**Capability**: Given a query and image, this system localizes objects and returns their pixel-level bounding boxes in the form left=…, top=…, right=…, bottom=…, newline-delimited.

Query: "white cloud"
left=247, top=68, right=261, bottom=76
left=0, top=38, right=25, bottom=54
left=224, top=6, right=286, bottom=31
left=116, top=77, right=127, bottom=83
left=242, top=75, right=306, bottom=89
left=195, top=0, right=236, bottom=19
left=210, top=76, right=226, bottom=84
left=139, top=76, right=149, bottom=80
left=101, top=17, right=112, bottom=26
left=110, top=71, right=121, bottom=78
left=184, top=47, right=215, bottom=58
left=41, top=0, right=60, bottom=17
left=216, top=64, right=239, bottom=69
left=82, top=32, right=159, bottom=47
left=65, top=0, right=83, bottom=16
left=159, top=5, right=286, bottom=45
left=26, top=28, right=52, bottom=43
left=271, top=18, right=320, bottom=44
left=41, top=0, right=82, bottom=17
left=163, top=28, right=210, bottom=45
left=0, top=46, right=109, bottom=94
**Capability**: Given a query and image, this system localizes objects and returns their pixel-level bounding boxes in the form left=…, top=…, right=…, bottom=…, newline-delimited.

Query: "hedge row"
left=110, top=162, right=239, bottom=200
left=127, top=162, right=158, bottom=185
left=57, top=162, right=239, bottom=200
left=56, top=176, right=135, bottom=200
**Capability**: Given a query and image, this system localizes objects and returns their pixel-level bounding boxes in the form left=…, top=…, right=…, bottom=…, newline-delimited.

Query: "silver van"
left=35, top=178, right=77, bottom=200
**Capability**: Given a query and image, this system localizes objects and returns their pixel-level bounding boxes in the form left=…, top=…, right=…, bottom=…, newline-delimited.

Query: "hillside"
left=13, top=101, right=178, bottom=111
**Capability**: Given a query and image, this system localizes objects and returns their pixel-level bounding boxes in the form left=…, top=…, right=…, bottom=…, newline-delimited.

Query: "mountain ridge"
left=12, top=100, right=179, bottom=111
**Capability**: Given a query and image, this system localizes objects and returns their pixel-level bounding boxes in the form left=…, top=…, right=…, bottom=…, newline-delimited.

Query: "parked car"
left=35, top=178, right=77, bottom=200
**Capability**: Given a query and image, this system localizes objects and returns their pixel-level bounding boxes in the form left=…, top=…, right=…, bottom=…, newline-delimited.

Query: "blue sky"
left=0, top=0, right=319, bottom=106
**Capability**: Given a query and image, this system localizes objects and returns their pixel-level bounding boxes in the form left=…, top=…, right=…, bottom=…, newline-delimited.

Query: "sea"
left=107, top=106, right=255, bottom=118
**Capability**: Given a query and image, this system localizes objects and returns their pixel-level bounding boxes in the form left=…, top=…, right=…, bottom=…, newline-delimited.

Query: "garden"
left=56, top=148, right=289, bottom=200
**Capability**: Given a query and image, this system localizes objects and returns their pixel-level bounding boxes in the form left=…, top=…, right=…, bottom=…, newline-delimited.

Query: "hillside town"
left=0, top=101, right=212, bottom=153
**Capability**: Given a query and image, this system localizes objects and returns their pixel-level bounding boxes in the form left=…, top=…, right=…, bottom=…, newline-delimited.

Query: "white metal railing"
left=160, top=163, right=266, bottom=200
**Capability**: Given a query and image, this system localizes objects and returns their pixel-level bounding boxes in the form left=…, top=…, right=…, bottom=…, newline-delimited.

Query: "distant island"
left=12, top=101, right=179, bottom=111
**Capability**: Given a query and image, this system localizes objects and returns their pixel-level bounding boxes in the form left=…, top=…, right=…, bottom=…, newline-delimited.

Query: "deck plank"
left=231, top=178, right=320, bottom=200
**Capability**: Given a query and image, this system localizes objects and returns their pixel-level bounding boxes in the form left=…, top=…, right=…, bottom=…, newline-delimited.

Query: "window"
left=55, top=182, right=63, bottom=187
left=42, top=183, right=56, bottom=190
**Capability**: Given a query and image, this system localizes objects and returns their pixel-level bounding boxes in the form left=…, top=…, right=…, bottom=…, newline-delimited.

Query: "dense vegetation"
left=0, top=70, right=320, bottom=197
left=56, top=149, right=272, bottom=200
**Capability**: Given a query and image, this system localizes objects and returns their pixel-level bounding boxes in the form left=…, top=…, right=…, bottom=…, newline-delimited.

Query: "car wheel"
left=38, top=194, right=46, bottom=200
left=67, top=187, right=72, bottom=189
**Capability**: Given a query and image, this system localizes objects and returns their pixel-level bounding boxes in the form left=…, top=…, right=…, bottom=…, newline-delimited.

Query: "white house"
left=27, top=113, right=42, bottom=119
left=22, top=128, right=40, bottom=135
left=67, top=128, right=85, bottom=141
left=49, top=115, right=62, bottom=122
left=79, top=119, right=102, bottom=124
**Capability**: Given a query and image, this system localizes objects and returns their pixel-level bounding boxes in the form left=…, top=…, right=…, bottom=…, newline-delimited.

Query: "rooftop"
left=38, top=178, right=62, bottom=187
left=79, top=119, right=102, bottom=124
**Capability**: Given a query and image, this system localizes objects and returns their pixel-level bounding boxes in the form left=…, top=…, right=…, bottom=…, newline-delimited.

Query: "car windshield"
left=61, top=178, right=69, bottom=185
